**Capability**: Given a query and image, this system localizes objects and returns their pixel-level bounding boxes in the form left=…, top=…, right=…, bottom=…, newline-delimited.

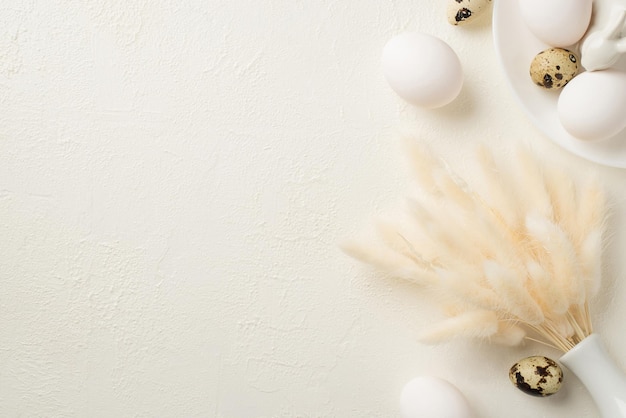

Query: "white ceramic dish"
left=493, top=0, right=626, bottom=168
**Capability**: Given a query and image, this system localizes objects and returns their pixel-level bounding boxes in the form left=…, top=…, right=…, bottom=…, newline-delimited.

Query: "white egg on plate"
left=558, top=69, right=626, bottom=141
left=400, top=376, right=473, bottom=418
left=382, top=32, right=463, bottom=108
left=519, top=0, right=592, bottom=47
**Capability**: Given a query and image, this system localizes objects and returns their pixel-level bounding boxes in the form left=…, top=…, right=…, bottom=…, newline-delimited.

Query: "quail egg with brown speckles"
left=447, top=0, right=492, bottom=26
left=530, top=48, right=579, bottom=90
left=509, top=356, right=563, bottom=397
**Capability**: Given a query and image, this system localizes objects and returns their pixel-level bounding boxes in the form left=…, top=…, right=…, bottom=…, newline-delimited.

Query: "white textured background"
left=2, top=1, right=626, bottom=417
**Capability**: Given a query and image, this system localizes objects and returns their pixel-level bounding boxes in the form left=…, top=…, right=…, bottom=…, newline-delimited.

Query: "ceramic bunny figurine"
left=581, top=5, right=626, bottom=71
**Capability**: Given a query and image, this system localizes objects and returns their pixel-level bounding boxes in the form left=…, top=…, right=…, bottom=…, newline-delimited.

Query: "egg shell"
left=530, top=48, right=579, bottom=90
left=400, top=376, right=473, bottom=418
left=509, top=356, right=563, bottom=397
left=382, top=32, right=463, bottom=108
left=520, top=0, right=592, bottom=47
left=446, top=0, right=492, bottom=26
left=558, top=69, right=626, bottom=141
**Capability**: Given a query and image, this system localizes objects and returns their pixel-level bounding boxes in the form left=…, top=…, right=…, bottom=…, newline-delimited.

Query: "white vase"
left=559, top=334, right=626, bottom=417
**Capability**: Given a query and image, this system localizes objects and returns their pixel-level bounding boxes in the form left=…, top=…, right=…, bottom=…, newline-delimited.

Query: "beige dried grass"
left=342, top=142, right=608, bottom=352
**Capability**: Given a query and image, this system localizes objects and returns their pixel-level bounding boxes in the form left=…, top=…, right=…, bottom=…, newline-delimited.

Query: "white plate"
left=493, top=0, right=626, bottom=168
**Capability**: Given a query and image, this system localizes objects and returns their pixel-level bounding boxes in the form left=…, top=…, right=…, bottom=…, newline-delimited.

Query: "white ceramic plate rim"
left=492, top=0, right=626, bottom=168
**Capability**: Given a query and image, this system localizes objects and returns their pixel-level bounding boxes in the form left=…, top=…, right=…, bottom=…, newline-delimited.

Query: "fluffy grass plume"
left=342, top=143, right=608, bottom=352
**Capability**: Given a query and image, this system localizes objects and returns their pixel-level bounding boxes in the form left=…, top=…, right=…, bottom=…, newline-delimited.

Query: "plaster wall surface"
left=2, top=1, right=626, bottom=417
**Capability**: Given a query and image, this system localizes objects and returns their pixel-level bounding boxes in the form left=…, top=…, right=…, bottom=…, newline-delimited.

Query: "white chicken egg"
left=382, top=32, right=463, bottom=108
left=519, top=0, right=592, bottom=47
left=558, top=69, right=626, bottom=141
left=400, top=376, right=473, bottom=418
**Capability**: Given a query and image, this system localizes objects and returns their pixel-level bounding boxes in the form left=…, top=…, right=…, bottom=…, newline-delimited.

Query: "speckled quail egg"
left=509, top=356, right=563, bottom=397
left=530, top=48, right=579, bottom=90
left=447, top=0, right=493, bottom=26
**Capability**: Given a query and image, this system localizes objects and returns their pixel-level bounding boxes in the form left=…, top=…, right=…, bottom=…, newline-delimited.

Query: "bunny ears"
left=582, top=6, right=626, bottom=71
